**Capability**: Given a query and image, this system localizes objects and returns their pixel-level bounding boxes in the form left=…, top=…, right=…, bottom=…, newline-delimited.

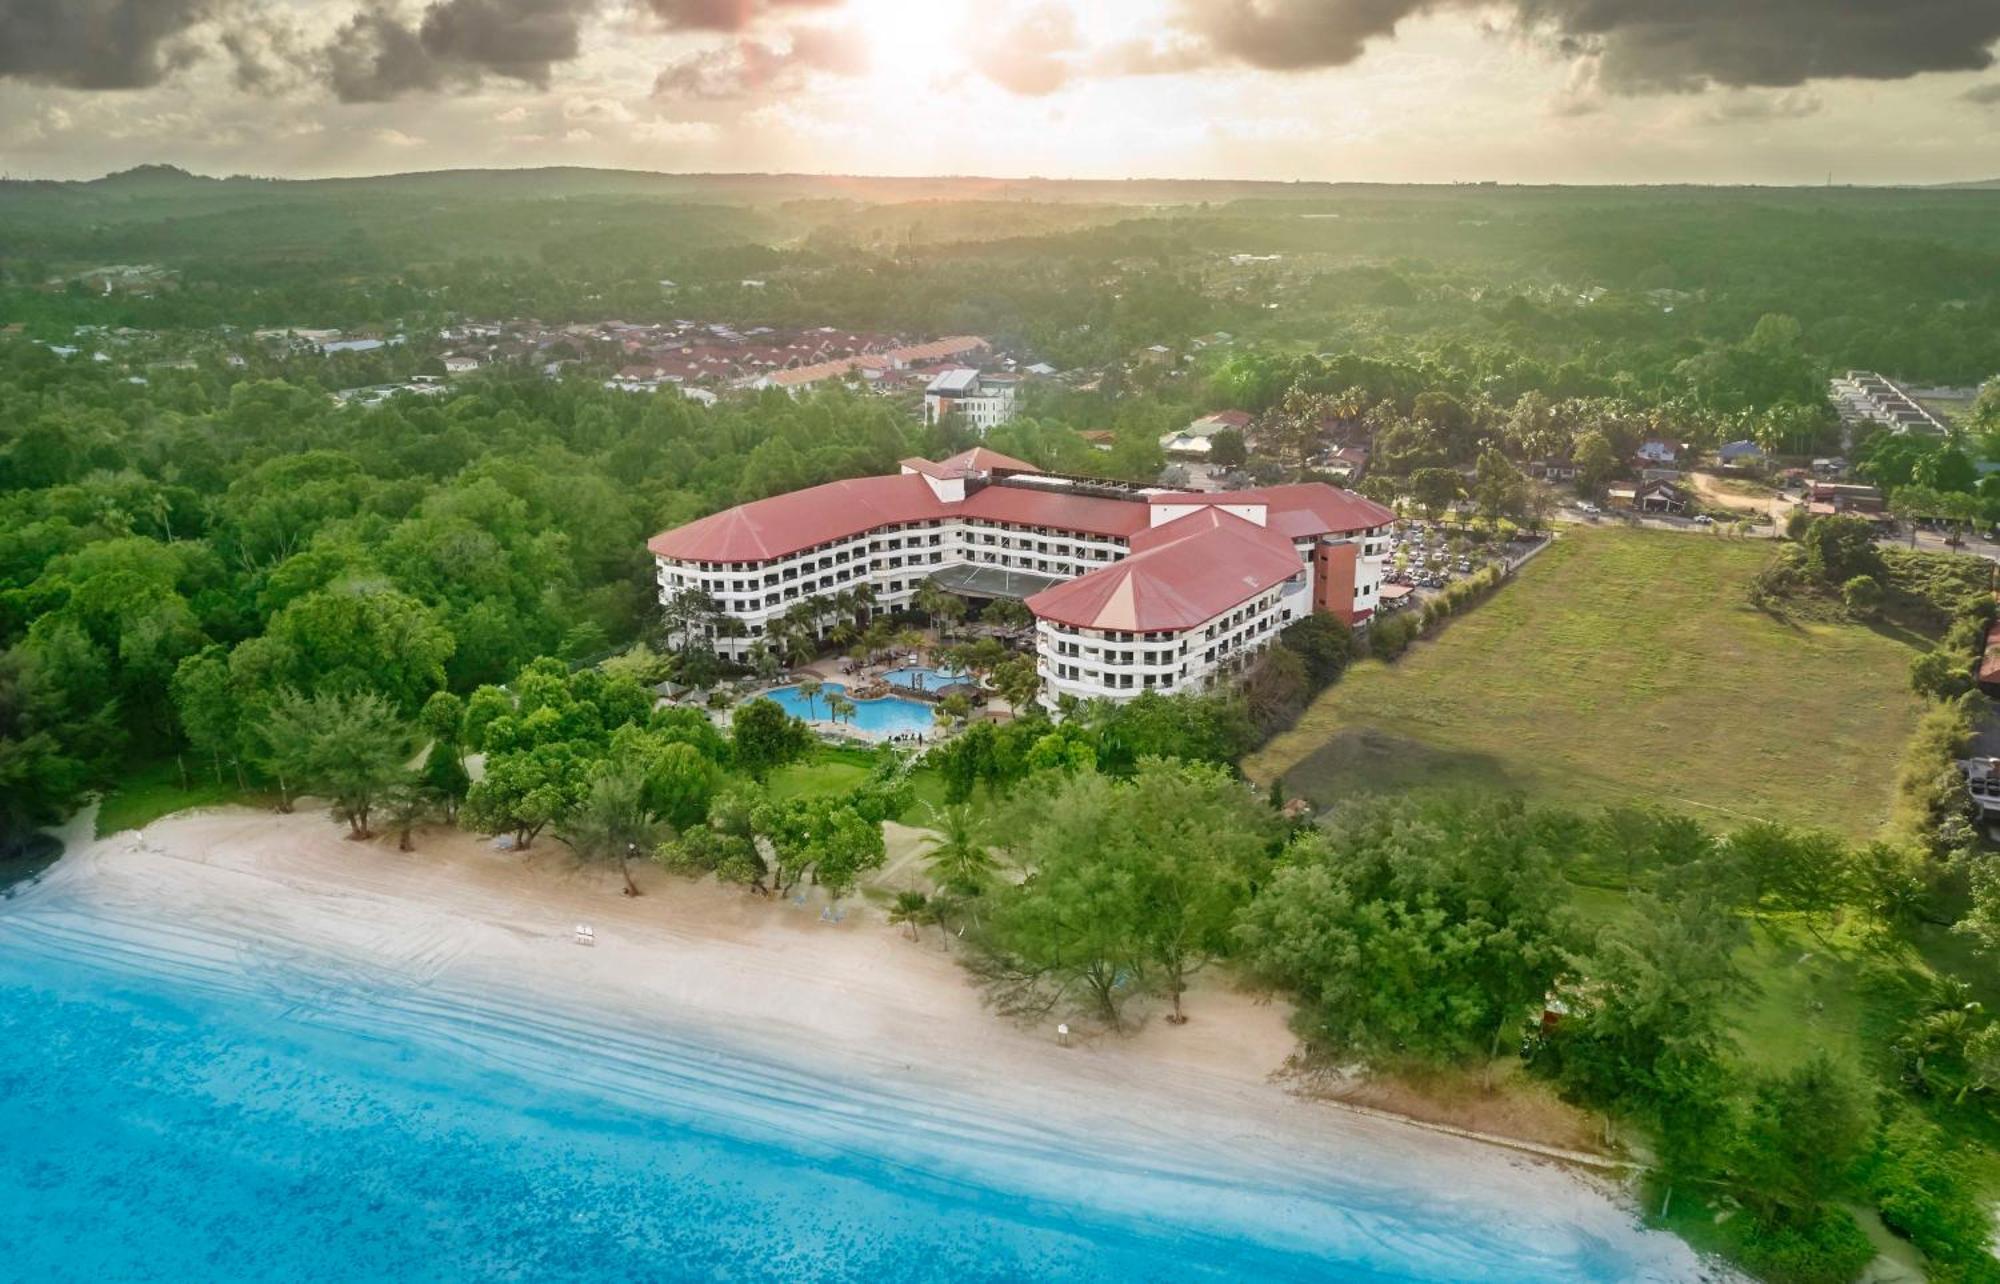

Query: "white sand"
left=13, top=807, right=1730, bottom=1280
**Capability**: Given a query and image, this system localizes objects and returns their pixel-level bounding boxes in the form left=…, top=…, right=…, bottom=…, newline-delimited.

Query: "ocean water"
left=0, top=868, right=1694, bottom=1283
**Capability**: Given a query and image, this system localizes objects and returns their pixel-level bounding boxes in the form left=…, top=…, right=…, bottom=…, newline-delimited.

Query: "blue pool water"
left=0, top=860, right=1702, bottom=1282
left=881, top=666, right=972, bottom=691
left=762, top=682, right=936, bottom=736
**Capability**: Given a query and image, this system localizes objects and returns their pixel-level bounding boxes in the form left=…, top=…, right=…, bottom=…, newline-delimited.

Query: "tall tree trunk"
left=619, top=853, right=641, bottom=897
left=399, top=826, right=414, bottom=853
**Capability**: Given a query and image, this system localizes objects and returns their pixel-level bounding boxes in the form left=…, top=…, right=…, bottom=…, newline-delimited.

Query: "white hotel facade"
left=648, top=447, right=1393, bottom=705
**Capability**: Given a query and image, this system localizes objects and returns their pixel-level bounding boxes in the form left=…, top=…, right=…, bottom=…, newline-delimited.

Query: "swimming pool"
left=880, top=666, right=973, bottom=692
left=761, top=682, right=937, bottom=736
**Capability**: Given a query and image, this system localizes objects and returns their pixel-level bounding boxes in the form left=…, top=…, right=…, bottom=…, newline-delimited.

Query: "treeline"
left=945, top=761, right=2000, bottom=1284
left=0, top=345, right=953, bottom=857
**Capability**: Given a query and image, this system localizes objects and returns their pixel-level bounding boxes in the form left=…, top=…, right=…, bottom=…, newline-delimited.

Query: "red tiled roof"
left=936, top=446, right=1039, bottom=474
left=646, top=463, right=1382, bottom=568
left=959, top=485, right=1152, bottom=539
left=1145, top=483, right=1394, bottom=539
left=648, top=474, right=947, bottom=562
left=1027, top=508, right=1302, bottom=632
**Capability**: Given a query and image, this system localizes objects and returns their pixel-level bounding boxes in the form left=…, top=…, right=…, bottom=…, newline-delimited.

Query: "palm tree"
left=746, top=641, right=781, bottom=682
left=922, top=803, right=997, bottom=897
left=827, top=693, right=857, bottom=726
left=557, top=765, right=669, bottom=897
left=914, top=578, right=949, bottom=626
left=888, top=890, right=932, bottom=941
left=797, top=676, right=824, bottom=720
left=850, top=582, right=878, bottom=625
left=895, top=626, right=926, bottom=659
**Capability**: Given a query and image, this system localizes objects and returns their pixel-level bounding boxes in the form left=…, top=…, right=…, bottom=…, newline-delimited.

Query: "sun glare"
left=851, top=0, right=973, bottom=82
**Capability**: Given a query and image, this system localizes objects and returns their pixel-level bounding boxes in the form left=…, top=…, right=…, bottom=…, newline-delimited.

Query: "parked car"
left=1692, top=514, right=1714, bottom=526
left=1578, top=502, right=1601, bottom=516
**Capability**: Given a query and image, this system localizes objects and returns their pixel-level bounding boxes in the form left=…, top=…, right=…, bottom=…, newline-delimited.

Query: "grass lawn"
left=94, top=757, right=248, bottom=837
left=1245, top=529, right=1929, bottom=842
left=756, top=746, right=1004, bottom=830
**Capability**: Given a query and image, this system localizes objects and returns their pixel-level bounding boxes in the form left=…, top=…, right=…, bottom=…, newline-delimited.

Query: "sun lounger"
left=574, top=924, right=596, bottom=946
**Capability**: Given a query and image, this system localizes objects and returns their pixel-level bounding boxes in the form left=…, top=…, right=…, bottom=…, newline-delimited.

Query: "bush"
left=1278, top=612, right=1352, bottom=690
left=1870, top=1114, right=2000, bottom=1280
left=1891, top=698, right=1975, bottom=854
left=1729, top=1207, right=1876, bottom=1284
left=1911, top=649, right=1976, bottom=702
left=1418, top=564, right=1507, bottom=635
left=1367, top=611, right=1421, bottom=660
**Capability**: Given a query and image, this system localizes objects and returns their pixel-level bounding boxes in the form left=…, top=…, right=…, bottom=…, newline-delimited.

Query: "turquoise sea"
left=0, top=862, right=1700, bottom=1283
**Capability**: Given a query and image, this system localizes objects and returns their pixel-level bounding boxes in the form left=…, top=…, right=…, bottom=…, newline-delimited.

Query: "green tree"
left=986, top=761, right=1275, bottom=1027
left=558, top=764, right=668, bottom=897
left=1237, top=796, right=1571, bottom=1069
left=730, top=698, right=812, bottom=780
left=1279, top=612, right=1353, bottom=690
left=1572, top=430, right=1618, bottom=497
left=1472, top=448, right=1528, bottom=529
left=419, top=739, right=471, bottom=821
left=921, top=803, right=997, bottom=896
left=1736, top=1053, right=1874, bottom=1220
left=462, top=741, right=593, bottom=849
left=258, top=688, right=412, bottom=839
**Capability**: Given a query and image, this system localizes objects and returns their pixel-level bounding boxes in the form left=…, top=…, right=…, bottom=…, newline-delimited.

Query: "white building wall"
left=1034, top=575, right=1308, bottom=707
left=656, top=497, right=1386, bottom=690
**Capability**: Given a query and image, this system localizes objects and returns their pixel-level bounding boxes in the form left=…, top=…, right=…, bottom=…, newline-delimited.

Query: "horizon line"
left=3, top=161, right=1996, bottom=193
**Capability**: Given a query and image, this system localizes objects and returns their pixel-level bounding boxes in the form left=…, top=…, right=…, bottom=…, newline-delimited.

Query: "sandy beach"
left=4, top=806, right=1729, bottom=1280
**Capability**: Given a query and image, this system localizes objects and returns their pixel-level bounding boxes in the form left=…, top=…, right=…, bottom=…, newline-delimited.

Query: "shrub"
left=1871, top=1115, right=1998, bottom=1279
left=1368, top=611, right=1421, bottom=660
left=1728, top=1207, right=1876, bottom=1284
left=1911, top=649, right=1976, bottom=702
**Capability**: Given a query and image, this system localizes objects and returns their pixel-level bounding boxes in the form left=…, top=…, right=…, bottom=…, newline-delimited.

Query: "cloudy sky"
left=2, top=0, right=1999, bottom=184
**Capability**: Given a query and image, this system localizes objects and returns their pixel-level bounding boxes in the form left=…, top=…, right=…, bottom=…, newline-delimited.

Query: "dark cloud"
left=0, top=0, right=213, bottom=90
left=220, top=11, right=311, bottom=94
left=419, top=0, right=593, bottom=81
left=635, top=0, right=843, bottom=33
left=1179, top=0, right=1437, bottom=73
left=324, top=6, right=451, bottom=101
left=653, top=23, right=864, bottom=98
left=1174, top=0, right=2000, bottom=92
left=1523, top=0, right=2000, bottom=94
left=322, top=0, right=596, bottom=102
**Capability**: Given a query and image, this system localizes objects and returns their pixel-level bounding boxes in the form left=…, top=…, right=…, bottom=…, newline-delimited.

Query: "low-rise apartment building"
left=646, top=448, right=1393, bottom=705
left=922, top=369, right=1021, bottom=432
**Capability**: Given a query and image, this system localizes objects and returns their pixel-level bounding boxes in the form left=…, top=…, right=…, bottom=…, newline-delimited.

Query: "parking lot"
left=1382, top=521, right=1547, bottom=602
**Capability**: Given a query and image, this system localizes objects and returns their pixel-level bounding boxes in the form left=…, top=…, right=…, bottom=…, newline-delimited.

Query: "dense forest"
left=3, top=168, right=1997, bottom=383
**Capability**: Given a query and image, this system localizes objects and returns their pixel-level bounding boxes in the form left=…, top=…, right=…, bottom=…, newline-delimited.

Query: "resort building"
left=922, top=369, right=1021, bottom=433
left=647, top=448, right=1393, bottom=706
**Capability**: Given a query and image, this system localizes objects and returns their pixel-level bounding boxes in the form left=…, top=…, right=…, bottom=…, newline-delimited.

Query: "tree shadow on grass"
left=1281, top=727, right=1529, bottom=809
left=1859, top=615, right=1935, bottom=653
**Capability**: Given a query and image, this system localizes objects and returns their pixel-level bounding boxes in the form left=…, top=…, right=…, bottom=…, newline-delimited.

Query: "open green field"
left=1245, top=529, right=1930, bottom=841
